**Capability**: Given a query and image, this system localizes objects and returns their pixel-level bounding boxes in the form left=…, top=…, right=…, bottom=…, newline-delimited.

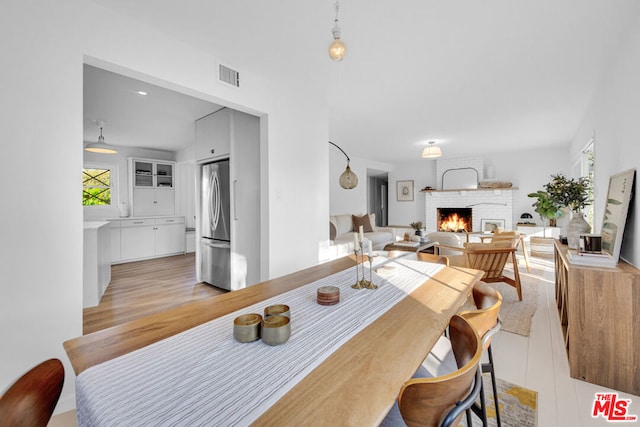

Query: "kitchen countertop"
left=83, top=221, right=111, bottom=230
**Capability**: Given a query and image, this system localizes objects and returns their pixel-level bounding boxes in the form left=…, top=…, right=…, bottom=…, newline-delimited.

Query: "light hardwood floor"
left=83, top=253, right=225, bottom=334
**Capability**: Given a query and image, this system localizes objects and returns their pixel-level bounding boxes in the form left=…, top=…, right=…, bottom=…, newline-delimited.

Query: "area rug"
left=459, top=376, right=538, bottom=427
left=490, top=265, right=540, bottom=337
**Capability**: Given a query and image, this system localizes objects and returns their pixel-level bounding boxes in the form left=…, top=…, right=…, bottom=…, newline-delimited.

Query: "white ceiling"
left=85, top=0, right=640, bottom=162
left=83, top=65, right=222, bottom=152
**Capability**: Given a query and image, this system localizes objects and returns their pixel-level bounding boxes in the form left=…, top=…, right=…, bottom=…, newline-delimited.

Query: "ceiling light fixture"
left=85, top=121, right=117, bottom=154
left=329, top=141, right=358, bottom=189
left=421, top=141, right=442, bottom=159
left=328, top=1, right=346, bottom=62
left=136, top=91, right=148, bottom=96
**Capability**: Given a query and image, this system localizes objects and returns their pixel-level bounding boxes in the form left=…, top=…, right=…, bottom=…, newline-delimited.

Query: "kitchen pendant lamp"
left=329, top=141, right=358, bottom=189
left=421, top=141, right=442, bottom=159
left=328, top=1, right=346, bottom=61
left=85, top=121, right=117, bottom=154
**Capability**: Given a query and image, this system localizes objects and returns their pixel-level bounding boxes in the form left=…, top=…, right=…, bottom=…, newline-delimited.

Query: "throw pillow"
left=352, top=214, right=374, bottom=233
left=329, top=221, right=337, bottom=240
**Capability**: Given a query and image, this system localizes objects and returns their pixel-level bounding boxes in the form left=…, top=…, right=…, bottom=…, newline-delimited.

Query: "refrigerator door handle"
left=233, top=180, right=238, bottom=220
left=209, top=170, right=221, bottom=231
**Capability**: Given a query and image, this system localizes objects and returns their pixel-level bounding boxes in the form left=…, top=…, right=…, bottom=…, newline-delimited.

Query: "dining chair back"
left=460, top=282, right=503, bottom=426
left=479, top=230, right=531, bottom=273
left=463, top=241, right=522, bottom=301
left=0, top=358, right=65, bottom=427
left=397, top=315, right=483, bottom=427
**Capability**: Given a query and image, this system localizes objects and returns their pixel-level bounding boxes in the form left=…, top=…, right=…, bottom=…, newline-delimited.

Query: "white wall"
left=387, top=149, right=571, bottom=230
left=329, top=152, right=394, bottom=216
left=388, top=160, right=436, bottom=226
left=0, top=0, right=328, bottom=412
left=571, top=12, right=640, bottom=267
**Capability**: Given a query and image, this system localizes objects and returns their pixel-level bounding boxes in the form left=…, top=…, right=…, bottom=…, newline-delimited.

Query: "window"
left=83, top=164, right=117, bottom=206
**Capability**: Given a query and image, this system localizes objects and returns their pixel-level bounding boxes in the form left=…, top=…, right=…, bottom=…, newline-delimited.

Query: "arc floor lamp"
left=329, top=141, right=358, bottom=189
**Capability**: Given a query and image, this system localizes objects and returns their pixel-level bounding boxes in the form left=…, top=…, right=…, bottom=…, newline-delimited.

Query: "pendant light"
left=329, top=1, right=346, bottom=61
left=85, top=121, right=117, bottom=154
left=329, top=141, right=358, bottom=189
left=421, top=141, right=442, bottom=159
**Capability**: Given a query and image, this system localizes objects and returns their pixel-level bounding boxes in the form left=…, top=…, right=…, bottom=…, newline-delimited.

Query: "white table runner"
left=76, top=258, right=444, bottom=426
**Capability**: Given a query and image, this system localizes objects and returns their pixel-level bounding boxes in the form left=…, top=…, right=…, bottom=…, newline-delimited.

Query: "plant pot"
left=415, top=230, right=423, bottom=236
left=566, top=211, right=591, bottom=249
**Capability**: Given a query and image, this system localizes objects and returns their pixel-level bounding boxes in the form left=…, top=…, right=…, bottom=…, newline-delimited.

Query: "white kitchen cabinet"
left=129, top=158, right=176, bottom=217
left=83, top=221, right=111, bottom=308
left=117, top=216, right=185, bottom=263
left=120, top=218, right=156, bottom=261
left=195, top=108, right=231, bottom=161
left=110, top=219, right=121, bottom=263
left=155, top=217, right=186, bottom=256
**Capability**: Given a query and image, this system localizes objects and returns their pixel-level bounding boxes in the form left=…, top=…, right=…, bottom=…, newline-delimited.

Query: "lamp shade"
left=421, top=143, right=442, bottom=158
left=339, top=164, right=358, bottom=189
left=85, top=125, right=117, bottom=154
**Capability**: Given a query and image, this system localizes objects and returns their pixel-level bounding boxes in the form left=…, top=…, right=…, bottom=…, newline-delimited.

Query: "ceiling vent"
left=218, top=64, right=240, bottom=88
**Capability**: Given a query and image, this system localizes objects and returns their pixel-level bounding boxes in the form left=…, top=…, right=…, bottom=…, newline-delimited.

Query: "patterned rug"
left=460, top=376, right=538, bottom=427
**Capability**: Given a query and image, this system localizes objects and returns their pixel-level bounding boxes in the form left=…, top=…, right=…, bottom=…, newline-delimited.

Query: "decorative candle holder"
left=351, top=246, right=364, bottom=289
left=365, top=252, right=378, bottom=290
left=358, top=241, right=371, bottom=289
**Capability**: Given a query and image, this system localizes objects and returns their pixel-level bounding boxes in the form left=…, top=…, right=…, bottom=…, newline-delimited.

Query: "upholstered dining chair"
left=0, top=358, right=65, bottom=427
left=381, top=315, right=483, bottom=427
left=435, top=240, right=523, bottom=301
left=459, top=282, right=504, bottom=427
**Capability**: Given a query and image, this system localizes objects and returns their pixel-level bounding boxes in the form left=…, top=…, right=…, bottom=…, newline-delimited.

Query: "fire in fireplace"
left=437, top=208, right=472, bottom=232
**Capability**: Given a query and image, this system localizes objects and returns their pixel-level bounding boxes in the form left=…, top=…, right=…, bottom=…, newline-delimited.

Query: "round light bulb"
left=329, top=39, right=346, bottom=62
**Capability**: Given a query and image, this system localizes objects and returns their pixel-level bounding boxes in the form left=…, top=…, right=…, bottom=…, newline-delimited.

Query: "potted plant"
left=527, top=190, right=563, bottom=237
left=529, top=173, right=591, bottom=249
left=410, top=221, right=423, bottom=236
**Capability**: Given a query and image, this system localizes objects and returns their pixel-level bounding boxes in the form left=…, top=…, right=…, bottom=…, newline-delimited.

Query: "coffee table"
left=384, top=240, right=436, bottom=253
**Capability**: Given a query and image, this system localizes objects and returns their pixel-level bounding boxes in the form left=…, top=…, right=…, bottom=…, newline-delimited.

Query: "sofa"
left=329, top=213, right=397, bottom=258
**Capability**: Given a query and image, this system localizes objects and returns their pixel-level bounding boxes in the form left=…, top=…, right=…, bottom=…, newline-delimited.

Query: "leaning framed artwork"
left=480, top=219, right=505, bottom=233
left=601, top=168, right=635, bottom=262
left=397, top=180, right=414, bottom=202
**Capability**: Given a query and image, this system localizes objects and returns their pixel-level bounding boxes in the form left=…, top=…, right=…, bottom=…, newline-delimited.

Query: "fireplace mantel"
left=421, top=187, right=518, bottom=194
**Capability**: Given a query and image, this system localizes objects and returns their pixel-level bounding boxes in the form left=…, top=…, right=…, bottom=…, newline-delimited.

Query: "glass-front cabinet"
left=128, top=158, right=176, bottom=217
left=133, top=159, right=173, bottom=188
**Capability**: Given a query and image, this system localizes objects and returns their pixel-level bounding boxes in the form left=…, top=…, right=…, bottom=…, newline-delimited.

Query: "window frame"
left=83, top=163, right=119, bottom=211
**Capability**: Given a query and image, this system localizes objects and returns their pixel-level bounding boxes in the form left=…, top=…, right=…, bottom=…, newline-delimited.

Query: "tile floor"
left=492, top=256, right=639, bottom=427
left=51, top=255, right=639, bottom=426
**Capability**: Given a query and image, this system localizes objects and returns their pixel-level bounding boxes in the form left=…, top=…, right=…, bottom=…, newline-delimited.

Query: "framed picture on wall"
left=601, top=168, right=636, bottom=262
left=397, top=180, right=414, bottom=202
left=480, top=219, right=505, bottom=233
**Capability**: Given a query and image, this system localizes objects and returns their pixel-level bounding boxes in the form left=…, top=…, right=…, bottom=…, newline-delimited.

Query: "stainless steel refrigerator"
left=200, top=159, right=231, bottom=290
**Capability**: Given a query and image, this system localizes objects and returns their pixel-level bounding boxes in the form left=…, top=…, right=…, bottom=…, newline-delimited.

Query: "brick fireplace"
left=424, top=189, right=514, bottom=232
left=437, top=208, right=472, bottom=232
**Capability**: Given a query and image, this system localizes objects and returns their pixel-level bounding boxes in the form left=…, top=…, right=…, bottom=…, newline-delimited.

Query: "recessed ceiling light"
left=136, top=91, right=148, bottom=96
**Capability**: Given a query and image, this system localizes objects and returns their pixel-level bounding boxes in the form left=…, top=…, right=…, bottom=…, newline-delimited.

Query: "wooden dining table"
left=64, top=255, right=482, bottom=426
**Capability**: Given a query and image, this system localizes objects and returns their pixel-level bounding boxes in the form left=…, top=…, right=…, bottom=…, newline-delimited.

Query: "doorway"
left=368, top=172, right=389, bottom=227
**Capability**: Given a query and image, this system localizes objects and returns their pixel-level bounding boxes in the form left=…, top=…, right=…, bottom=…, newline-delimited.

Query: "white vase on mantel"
left=566, top=210, right=590, bottom=249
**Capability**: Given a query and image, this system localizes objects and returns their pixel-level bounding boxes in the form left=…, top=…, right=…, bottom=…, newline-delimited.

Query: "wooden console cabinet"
left=554, top=240, right=640, bottom=395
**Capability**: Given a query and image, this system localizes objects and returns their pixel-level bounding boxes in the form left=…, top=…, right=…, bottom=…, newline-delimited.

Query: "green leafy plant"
left=527, top=190, right=563, bottom=223
left=544, top=173, right=591, bottom=212
left=409, top=221, right=423, bottom=230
